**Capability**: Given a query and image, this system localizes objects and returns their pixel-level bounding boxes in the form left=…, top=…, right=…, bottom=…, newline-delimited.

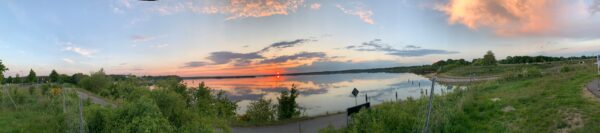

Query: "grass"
left=327, top=62, right=600, bottom=132
left=442, top=64, right=545, bottom=77
left=0, top=85, right=84, bottom=132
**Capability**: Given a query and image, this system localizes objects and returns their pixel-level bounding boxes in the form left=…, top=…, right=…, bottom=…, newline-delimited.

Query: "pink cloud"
left=435, top=0, right=557, bottom=36
left=310, top=3, right=321, bottom=10
left=336, top=4, right=375, bottom=24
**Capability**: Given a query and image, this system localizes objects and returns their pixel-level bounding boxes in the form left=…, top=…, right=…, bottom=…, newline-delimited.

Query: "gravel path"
left=74, top=89, right=116, bottom=107
left=232, top=113, right=347, bottom=133
left=585, top=79, right=600, bottom=99
left=435, top=76, right=499, bottom=83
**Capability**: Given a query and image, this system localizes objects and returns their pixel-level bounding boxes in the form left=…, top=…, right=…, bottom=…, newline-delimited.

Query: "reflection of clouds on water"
left=227, top=93, right=264, bottom=101
left=298, top=88, right=328, bottom=95
left=184, top=73, right=440, bottom=116
left=287, top=73, right=399, bottom=85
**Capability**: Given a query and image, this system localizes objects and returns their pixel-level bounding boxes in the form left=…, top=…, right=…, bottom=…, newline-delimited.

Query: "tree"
left=0, top=60, right=8, bottom=84
left=277, top=85, right=301, bottom=120
left=26, top=69, right=37, bottom=83
left=79, top=69, right=112, bottom=93
left=71, top=73, right=87, bottom=84
left=49, top=70, right=59, bottom=83
left=58, top=74, right=71, bottom=83
left=482, top=50, right=497, bottom=66
left=5, top=76, right=13, bottom=84
left=14, top=74, right=21, bottom=83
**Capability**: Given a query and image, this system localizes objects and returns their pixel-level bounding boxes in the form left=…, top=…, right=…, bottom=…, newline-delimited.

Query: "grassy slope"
left=326, top=62, right=600, bottom=132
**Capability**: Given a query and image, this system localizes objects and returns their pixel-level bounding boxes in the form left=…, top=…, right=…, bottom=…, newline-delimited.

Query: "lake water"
left=183, top=73, right=454, bottom=116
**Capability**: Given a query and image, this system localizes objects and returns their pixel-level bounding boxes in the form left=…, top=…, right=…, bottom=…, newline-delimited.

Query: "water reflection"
left=183, top=73, right=454, bottom=116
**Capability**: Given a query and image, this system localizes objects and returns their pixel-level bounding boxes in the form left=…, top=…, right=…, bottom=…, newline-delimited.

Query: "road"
left=232, top=113, right=347, bottom=133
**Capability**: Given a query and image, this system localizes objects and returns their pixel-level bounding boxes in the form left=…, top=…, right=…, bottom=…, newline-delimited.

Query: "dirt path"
left=232, top=113, right=347, bottom=133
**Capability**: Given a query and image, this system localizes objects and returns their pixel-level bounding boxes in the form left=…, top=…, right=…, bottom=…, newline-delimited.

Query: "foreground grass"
left=0, top=85, right=83, bottom=132
left=440, top=63, right=553, bottom=77
left=326, top=63, right=600, bottom=132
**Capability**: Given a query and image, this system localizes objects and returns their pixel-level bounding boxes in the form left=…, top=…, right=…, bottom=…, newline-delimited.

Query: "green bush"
left=243, top=98, right=277, bottom=123
left=560, top=66, right=571, bottom=73
left=78, top=69, right=112, bottom=93
left=277, top=85, right=301, bottom=120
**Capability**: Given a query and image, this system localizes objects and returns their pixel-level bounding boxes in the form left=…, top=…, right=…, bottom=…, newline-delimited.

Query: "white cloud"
left=64, top=46, right=95, bottom=57
left=150, top=43, right=169, bottom=48
left=336, top=4, right=374, bottom=24
left=62, top=58, right=75, bottom=64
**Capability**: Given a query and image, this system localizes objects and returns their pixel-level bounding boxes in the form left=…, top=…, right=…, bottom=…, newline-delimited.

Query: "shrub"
left=78, top=69, right=112, bottom=93
left=50, top=87, right=62, bottom=97
left=277, top=85, right=301, bottom=120
left=244, top=98, right=277, bottom=123
left=560, top=66, right=571, bottom=73
left=28, top=86, right=35, bottom=95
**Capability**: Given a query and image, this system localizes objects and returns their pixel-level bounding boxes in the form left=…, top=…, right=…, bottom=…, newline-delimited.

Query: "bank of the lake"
left=325, top=61, right=600, bottom=132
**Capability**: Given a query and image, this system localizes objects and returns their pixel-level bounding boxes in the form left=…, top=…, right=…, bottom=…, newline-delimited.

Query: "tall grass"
left=327, top=63, right=600, bottom=132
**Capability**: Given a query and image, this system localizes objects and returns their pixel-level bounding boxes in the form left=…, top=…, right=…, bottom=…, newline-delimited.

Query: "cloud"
left=181, top=61, right=211, bottom=68
left=336, top=4, right=375, bottom=24
left=346, top=39, right=458, bottom=57
left=150, top=43, right=169, bottom=48
left=62, top=58, right=75, bottom=64
left=183, top=38, right=317, bottom=68
left=310, top=3, right=321, bottom=10
left=591, top=0, right=600, bottom=15
left=131, top=35, right=155, bottom=43
left=435, top=0, right=560, bottom=36
left=259, top=39, right=312, bottom=53
left=287, top=60, right=402, bottom=73
left=260, top=52, right=326, bottom=64
left=151, top=0, right=305, bottom=20
left=63, top=46, right=95, bottom=57
left=206, top=51, right=264, bottom=65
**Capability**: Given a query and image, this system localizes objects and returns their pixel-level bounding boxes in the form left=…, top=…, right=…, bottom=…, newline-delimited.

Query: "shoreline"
left=422, top=73, right=500, bottom=84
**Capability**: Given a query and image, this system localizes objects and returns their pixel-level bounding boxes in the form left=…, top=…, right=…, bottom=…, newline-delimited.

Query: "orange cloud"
left=224, top=0, right=305, bottom=19
left=153, top=0, right=306, bottom=20
left=436, top=0, right=557, bottom=36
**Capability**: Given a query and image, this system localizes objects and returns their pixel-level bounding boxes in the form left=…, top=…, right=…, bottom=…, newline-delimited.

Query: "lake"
left=183, top=73, right=455, bottom=116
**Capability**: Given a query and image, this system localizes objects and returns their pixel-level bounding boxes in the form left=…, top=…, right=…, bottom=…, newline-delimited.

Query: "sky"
left=1, top=0, right=600, bottom=77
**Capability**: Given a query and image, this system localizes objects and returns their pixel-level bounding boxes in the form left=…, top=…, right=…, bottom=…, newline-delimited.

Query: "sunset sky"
left=1, top=0, right=600, bottom=77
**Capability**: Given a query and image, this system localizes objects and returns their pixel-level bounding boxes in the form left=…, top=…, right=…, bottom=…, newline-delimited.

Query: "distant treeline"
left=499, top=55, right=596, bottom=64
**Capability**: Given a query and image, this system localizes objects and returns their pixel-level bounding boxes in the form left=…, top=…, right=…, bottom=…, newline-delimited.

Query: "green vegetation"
left=0, top=85, right=83, bottom=132
left=472, top=50, right=498, bottom=66
left=325, top=57, right=600, bottom=132
left=26, top=69, right=36, bottom=83
left=500, top=55, right=596, bottom=64
left=0, top=60, right=7, bottom=84
left=277, top=85, right=301, bottom=120
left=241, top=98, right=277, bottom=123
left=49, top=70, right=59, bottom=83
left=237, top=86, right=302, bottom=125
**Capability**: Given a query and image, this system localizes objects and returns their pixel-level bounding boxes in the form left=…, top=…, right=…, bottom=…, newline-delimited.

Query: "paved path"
left=232, top=113, right=347, bottom=133
left=585, top=79, right=600, bottom=99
